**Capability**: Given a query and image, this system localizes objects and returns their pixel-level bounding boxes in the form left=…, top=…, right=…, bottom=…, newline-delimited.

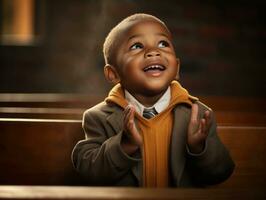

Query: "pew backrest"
left=0, top=118, right=84, bottom=185
left=0, top=118, right=265, bottom=187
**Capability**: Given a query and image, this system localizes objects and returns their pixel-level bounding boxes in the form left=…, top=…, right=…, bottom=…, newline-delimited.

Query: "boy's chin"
left=142, top=85, right=169, bottom=97
left=147, top=80, right=171, bottom=90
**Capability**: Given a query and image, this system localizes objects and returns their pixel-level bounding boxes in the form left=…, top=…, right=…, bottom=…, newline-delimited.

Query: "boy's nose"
left=145, top=48, right=160, bottom=58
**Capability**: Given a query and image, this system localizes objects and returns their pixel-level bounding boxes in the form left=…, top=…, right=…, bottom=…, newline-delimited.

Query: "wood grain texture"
left=0, top=118, right=265, bottom=188
left=0, top=186, right=265, bottom=200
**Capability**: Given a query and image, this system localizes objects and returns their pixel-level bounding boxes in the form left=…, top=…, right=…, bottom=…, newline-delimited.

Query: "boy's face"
left=112, top=20, right=179, bottom=97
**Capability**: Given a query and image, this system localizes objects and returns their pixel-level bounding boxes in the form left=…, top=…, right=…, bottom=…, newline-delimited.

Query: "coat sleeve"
left=71, top=105, right=140, bottom=185
left=185, top=101, right=235, bottom=186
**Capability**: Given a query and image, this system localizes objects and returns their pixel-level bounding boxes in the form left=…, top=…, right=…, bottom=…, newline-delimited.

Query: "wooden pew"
left=0, top=93, right=102, bottom=108
left=214, top=111, right=266, bottom=126
left=0, top=118, right=84, bottom=185
left=0, top=93, right=94, bottom=120
left=200, top=96, right=266, bottom=126
left=0, top=118, right=265, bottom=187
left=1, top=94, right=265, bottom=125
left=0, top=186, right=265, bottom=200
left=0, top=107, right=265, bottom=126
left=214, top=125, right=266, bottom=188
left=1, top=94, right=264, bottom=111
left=0, top=107, right=85, bottom=120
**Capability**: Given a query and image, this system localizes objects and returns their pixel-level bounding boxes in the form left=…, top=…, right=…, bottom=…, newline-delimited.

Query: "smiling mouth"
left=143, top=65, right=166, bottom=72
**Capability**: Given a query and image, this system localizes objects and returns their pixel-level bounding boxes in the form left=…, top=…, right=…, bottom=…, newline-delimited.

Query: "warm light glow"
left=1, top=0, right=35, bottom=45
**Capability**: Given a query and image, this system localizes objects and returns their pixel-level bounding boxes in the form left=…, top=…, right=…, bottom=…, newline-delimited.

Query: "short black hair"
left=103, top=13, right=170, bottom=66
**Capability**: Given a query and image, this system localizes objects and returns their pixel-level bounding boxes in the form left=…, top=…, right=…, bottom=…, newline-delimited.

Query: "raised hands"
left=121, top=103, right=212, bottom=155
left=187, top=103, right=212, bottom=154
left=121, top=105, right=142, bottom=155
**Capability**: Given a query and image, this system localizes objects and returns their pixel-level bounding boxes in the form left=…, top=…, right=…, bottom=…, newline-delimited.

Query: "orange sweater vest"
left=135, top=106, right=173, bottom=187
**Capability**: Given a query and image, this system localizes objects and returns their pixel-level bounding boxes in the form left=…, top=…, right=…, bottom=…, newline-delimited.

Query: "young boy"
left=72, top=13, right=234, bottom=187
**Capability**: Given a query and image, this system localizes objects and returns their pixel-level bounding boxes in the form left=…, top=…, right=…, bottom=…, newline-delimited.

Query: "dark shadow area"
left=0, top=0, right=265, bottom=97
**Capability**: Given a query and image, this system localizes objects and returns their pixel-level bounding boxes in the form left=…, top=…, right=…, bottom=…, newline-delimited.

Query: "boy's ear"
left=175, top=58, right=180, bottom=80
left=104, top=64, right=121, bottom=84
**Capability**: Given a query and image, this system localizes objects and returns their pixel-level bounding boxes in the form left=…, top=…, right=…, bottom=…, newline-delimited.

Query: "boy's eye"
left=158, top=40, right=169, bottom=48
left=130, top=43, right=143, bottom=50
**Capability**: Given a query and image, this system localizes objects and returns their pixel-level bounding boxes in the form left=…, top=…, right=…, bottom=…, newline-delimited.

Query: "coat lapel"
left=105, top=106, right=142, bottom=184
left=105, top=107, right=123, bottom=133
left=170, top=105, right=190, bottom=186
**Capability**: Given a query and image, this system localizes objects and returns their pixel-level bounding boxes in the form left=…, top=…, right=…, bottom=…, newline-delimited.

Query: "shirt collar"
left=125, top=87, right=171, bottom=116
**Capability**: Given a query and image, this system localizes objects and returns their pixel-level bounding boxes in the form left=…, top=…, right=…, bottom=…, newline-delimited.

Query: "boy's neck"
left=131, top=90, right=167, bottom=107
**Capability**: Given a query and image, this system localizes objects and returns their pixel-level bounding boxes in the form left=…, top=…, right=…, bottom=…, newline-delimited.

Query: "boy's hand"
left=121, top=105, right=142, bottom=155
left=187, top=103, right=211, bottom=154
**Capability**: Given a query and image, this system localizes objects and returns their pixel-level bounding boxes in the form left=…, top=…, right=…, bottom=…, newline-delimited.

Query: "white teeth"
left=144, top=65, right=165, bottom=71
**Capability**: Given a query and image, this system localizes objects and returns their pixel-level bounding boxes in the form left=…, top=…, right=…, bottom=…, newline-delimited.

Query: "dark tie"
left=143, top=107, right=158, bottom=119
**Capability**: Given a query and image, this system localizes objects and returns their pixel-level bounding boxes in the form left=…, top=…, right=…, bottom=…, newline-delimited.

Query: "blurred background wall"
left=0, top=0, right=265, bottom=97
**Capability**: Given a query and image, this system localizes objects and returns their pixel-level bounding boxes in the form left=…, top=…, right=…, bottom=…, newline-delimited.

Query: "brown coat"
left=72, top=100, right=234, bottom=187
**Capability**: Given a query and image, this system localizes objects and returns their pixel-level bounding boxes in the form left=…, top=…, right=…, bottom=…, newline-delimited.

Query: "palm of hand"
left=187, top=104, right=211, bottom=153
left=123, top=105, right=143, bottom=146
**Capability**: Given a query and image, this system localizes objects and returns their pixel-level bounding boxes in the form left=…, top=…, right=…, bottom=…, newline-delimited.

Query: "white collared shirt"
left=125, top=87, right=171, bottom=116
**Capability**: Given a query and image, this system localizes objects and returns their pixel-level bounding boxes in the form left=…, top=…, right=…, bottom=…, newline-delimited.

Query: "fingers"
left=202, top=110, right=212, bottom=134
left=123, top=105, right=142, bottom=147
left=190, top=103, right=199, bottom=123
left=187, top=104, right=212, bottom=152
left=205, top=110, right=212, bottom=127
left=188, top=104, right=199, bottom=135
left=200, top=118, right=208, bottom=136
left=123, top=104, right=135, bottom=132
left=190, top=104, right=212, bottom=136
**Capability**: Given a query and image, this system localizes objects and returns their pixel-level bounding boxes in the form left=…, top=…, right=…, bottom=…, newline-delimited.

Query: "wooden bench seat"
left=0, top=186, right=265, bottom=200
left=0, top=118, right=265, bottom=188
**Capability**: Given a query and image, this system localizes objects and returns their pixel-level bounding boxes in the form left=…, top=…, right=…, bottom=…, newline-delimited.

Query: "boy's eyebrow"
left=128, top=32, right=170, bottom=42
left=128, top=34, right=142, bottom=42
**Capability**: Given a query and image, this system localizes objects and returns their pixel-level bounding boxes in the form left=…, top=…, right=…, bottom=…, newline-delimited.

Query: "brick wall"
left=0, top=0, right=265, bottom=97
